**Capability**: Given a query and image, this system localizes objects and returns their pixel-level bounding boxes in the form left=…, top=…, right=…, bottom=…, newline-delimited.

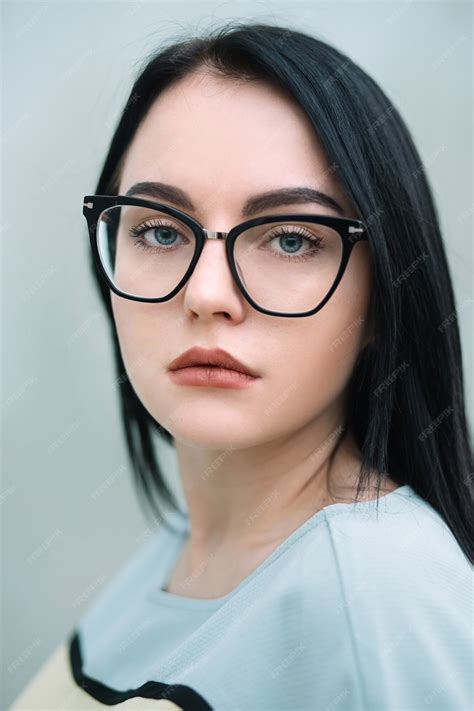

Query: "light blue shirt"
left=69, top=484, right=473, bottom=710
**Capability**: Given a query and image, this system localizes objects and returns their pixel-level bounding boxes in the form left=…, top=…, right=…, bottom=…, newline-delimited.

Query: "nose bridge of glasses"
left=202, top=228, right=228, bottom=240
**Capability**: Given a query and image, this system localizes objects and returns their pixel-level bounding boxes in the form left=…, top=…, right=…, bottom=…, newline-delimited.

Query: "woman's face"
left=113, top=69, right=373, bottom=450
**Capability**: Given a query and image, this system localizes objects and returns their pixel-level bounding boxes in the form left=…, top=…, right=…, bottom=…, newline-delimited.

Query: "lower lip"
left=167, top=366, right=259, bottom=389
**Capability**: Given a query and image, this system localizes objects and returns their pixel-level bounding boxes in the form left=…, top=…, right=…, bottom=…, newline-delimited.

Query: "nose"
left=181, top=228, right=246, bottom=319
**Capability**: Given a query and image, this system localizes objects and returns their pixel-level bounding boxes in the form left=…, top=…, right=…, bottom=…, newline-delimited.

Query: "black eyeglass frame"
left=83, top=194, right=368, bottom=318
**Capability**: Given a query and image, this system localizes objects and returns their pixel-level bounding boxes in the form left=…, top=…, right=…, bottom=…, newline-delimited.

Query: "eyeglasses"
left=82, top=195, right=367, bottom=318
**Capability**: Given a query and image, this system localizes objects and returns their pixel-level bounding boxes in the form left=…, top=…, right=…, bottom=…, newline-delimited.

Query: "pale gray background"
left=1, top=0, right=472, bottom=707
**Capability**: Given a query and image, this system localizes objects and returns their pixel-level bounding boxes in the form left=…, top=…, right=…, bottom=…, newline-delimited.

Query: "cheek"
left=320, top=247, right=372, bottom=373
left=110, top=296, right=171, bottom=398
left=259, top=245, right=372, bottom=430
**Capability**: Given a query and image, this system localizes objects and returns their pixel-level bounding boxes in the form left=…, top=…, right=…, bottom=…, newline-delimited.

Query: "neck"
left=172, top=415, right=385, bottom=565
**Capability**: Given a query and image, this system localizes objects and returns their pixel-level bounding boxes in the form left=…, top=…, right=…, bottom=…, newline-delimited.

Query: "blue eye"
left=129, top=219, right=188, bottom=251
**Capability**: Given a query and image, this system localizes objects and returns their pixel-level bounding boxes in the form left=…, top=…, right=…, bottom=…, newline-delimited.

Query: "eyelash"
left=267, top=225, right=323, bottom=260
left=128, top=219, right=323, bottom=261
left=129, top=219, right=175, bottom=243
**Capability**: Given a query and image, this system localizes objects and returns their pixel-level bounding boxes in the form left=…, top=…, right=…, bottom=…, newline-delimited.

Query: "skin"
left=112, top=68, right=399, bottom=598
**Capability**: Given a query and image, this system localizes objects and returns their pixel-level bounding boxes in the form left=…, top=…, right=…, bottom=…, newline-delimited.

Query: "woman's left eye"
left=263, top=229, right=323, bottom=259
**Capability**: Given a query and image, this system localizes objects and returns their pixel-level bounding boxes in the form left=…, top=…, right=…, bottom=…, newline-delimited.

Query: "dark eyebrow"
left=124, top=181, right=345, bottom=218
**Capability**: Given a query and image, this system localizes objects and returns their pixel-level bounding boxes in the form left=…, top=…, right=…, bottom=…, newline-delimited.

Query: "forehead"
left=118, top=70, right=353, bottom=217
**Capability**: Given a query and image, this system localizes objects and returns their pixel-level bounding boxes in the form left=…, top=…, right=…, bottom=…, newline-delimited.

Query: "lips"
left=168, top=346, right=259, bottom=378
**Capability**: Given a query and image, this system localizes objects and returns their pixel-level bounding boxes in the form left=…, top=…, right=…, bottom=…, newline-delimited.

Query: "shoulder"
left=9, top=519, right=186, bottom=710
left=304, top=485, right=473, bottom=709
left=321, top=484, right=470, bottom=574
left=77, top=517, right=184, bottom=637
left=317, top=484, right=471, bottom=610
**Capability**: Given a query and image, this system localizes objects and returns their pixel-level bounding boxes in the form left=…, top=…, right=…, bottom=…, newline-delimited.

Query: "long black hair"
left=87, top=20, right=473, bottom=563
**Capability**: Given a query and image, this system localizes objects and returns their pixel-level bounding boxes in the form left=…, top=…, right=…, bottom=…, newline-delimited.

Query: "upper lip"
left=168, top=346, right=259, bottom=377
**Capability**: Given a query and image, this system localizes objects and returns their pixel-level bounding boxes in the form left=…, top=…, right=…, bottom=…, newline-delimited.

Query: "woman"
left=10, top=21, right=472, bottom=711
